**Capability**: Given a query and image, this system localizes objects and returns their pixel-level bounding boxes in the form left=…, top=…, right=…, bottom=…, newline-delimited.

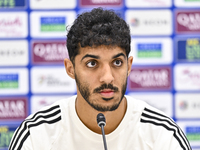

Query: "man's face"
left=73, top=45, right=132, bottom=112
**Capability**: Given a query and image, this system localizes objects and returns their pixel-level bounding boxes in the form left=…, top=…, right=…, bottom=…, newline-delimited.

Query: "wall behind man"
left=0, top=0, right=200, bottom=149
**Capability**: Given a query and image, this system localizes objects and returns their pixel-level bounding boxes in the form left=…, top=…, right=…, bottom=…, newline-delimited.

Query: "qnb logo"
left=177, top=13, right=200, bottom=30
left=0, top=17, right=22, bottom=27
left=33, top=43, right=67, bottom=60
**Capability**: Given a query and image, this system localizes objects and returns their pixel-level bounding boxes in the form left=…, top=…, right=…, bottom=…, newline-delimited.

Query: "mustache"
left=93, top=84, right=119, bottom=93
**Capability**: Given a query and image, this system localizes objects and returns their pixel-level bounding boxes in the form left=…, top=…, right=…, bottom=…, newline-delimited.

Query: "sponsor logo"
left=0, top=12, right=27, bottom=37
left=174, top=0, right=200, bottom=7
left=186, top=126, right=200, bottom=141
left=144, top=19, right=168, bottom=26
left=0, top=0, right=15, bottom=7
left=176, top=10, right=200, bottom=34
left=0, top=40, right=28, bottom=66
left=30, top=11, right=76, bottom=38
left=0, top=126, right=16, bottom=149
left=125, top=10, right=172, bottom=35
left=0, top=68, right=28, bottom=95
left=179, top=101, right=188, bottom=110
left=175, top=93, right=200, bottom=118
left=177, top=38, right=200, bottom=62
left=178, top=100, right=200, bottom=112
left=0, top=97, right=28, bottom=120
left=130, top=18, right=139, bottom=27
left=174, top=64, right=200, bottom=90
left=32, top=40, right=68, bottom=64
left=128, top=92, right=173, bottom=117
left=177, top=121, right=200, bottom=147
left=38, top=75, right=70, bottom=87
left=128, top=67, right=171, bottom=90
left=130, top=38, right=172, bottom=64
left=40, top=17, right=66, bottom=32
left=31, top=95, right=71, bottom=113
left=80, top=0, right=122, bottom=6
left=0, top=0, right=26, bottom=8
left=137, top=43, right=162, bottom=58
left=0, top=74, right=18, bottom=89
left=0, top=49, right=24, bottom=56
left=130, top=18, right=169, bottom=27
left=30, top=0, right=76, bottom=9
left=125, top=0, right=172, bottom=7
left=31, top=67, right=76, bottom=93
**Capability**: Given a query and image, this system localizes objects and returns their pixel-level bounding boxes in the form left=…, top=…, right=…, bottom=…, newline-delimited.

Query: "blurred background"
left=0, top=0, right=200, bottom=149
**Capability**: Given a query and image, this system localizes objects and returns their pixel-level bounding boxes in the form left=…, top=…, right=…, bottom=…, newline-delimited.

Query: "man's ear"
left=127, top=56, right=133, bottom=76
left=64, top=58, right=75, bottom=79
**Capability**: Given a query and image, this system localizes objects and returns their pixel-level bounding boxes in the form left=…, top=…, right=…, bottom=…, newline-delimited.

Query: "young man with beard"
left=9, top=8, right=191, bottom=150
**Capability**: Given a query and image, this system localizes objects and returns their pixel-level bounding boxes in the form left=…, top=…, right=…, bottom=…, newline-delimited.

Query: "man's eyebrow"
left=112, top=53, right=126, bottom=59
left=81, top=54, right=100, bottom=61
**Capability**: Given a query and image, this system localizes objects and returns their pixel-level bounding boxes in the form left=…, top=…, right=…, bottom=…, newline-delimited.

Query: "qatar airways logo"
left=128, top=67, right=171, bottom=90
left=176, top=10, right=200, bottom=33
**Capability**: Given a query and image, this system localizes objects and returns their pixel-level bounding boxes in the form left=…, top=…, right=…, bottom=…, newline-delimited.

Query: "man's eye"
left=86, top=61, right=97, bottom=68
left=113, top=60, right=122, bottom=66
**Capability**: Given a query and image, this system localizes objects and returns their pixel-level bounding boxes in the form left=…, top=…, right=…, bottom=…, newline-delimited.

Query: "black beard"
left=75, top=73, right=127, bottom=112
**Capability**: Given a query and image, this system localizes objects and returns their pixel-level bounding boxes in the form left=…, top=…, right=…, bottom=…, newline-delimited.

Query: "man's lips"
left=100, top=90, right=114, bottom=97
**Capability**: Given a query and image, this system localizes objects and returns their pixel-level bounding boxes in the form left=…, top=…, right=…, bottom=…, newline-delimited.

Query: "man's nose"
left=99, top=64, right=114, bottom=84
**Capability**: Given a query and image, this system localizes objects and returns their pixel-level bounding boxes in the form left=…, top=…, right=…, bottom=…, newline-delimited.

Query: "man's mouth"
left=100, top=89, right=115, bottom=97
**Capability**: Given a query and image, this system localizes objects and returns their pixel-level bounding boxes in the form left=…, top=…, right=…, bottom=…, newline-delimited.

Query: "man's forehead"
left=80, top=52, right=126, bottom=62
left=79, top=45, right=126, bottom=56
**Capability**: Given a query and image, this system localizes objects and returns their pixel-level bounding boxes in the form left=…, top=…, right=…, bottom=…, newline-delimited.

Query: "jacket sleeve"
left=140, top=106, right=192, bottom=150
left=153, top=125, right=192, bottom=150
left=8, top=122, right=34, bottom=150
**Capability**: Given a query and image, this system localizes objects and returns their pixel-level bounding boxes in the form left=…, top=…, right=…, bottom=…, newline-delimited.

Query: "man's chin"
left=102, top=97, right=114, bottom=101
left=90, top=103, right=120, bottom=112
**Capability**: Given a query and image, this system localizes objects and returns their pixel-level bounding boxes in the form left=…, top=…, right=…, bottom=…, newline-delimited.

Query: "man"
left=9, top=8, right=191, bottom=150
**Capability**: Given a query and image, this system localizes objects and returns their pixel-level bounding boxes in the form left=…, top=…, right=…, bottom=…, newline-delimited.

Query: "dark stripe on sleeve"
left=9, top=105, right=61, bottom=150
left=141, top=107, right=192, bottom=150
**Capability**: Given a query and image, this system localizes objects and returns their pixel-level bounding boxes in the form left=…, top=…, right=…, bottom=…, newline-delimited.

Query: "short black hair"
left=67, top=7, right=131, bottom=64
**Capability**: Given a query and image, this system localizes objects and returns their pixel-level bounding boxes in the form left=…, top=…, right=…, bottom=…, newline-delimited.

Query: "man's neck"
left=75, top=96, right=127, bottom=134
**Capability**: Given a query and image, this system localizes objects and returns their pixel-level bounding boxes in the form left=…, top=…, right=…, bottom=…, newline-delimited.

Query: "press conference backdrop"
left=0, top=0, right=200, bottom=149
